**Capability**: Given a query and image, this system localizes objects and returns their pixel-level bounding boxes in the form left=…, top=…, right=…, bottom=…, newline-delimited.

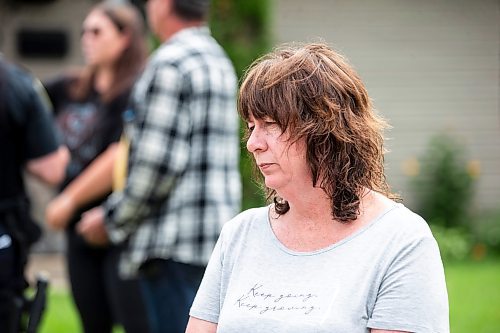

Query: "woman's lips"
left=258, top=163, right=273, bottom=171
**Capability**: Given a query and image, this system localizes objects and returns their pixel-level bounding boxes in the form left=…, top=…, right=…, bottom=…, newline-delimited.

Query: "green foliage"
left=474, top=209, right=500, bottom=256
left=210, top=0, right=271, bottom=77
left=239, top=144, right=266, bottom=210
left=430, top=225, right=472, bottom=262
left=411, top=133, right=475, bottom=230
left=210, top=0, right=271, bottom=209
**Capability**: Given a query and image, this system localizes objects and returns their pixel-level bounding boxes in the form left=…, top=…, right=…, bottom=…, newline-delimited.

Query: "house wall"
left=272, top=0, right=500, bottom=212
left=0, top=0, right=94, bottom=80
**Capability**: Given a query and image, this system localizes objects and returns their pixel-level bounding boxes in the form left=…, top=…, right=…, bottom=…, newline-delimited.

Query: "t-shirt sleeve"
left=189, top=232, right=224, bottom=324
left=43, top=75, right=70, bottom=114
left=367, top=234, right=450, bottom=333
left=23, top=76, right=60, bottom=159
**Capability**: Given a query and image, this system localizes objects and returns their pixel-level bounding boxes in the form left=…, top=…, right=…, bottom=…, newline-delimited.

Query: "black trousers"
left=66, top=228, right=150, bottom=333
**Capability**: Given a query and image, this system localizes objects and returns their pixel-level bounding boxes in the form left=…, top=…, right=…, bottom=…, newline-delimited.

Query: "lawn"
left=446, top=260, right=500, bottom=333
left=38, top=292, right=79, bottom=333
left=38, top=292, right=124, bottom=333
left=38, top=260, right=500, bottom=332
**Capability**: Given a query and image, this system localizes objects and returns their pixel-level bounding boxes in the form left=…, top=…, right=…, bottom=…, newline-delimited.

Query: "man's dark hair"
left=172, top=0, right=210, bottom=21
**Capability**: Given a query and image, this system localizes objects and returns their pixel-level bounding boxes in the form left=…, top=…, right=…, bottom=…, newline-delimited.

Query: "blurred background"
left=1, top=0, right=499, bottom=332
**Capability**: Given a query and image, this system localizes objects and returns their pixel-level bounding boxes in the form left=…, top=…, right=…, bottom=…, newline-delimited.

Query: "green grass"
left=445, top=260, right=500, bottom=333
left=38, top=260, right=500, bottom=332
left=39, top=291, right=79, bottom=333
left=39, top=291, right=124, bottom=333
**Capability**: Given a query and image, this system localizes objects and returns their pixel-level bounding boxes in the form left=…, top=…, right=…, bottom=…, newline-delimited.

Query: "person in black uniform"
left=0, top=55, right=69, bottom=332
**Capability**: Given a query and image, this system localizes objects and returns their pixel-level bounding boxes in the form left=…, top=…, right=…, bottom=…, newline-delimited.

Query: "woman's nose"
left=246, top=128, right=265, bottom=153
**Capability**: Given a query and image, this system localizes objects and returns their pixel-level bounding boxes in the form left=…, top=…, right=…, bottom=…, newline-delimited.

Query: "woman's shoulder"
left=219, top=206, right=269, bottom=239
left=43, top=72, right=78, bottom=97
left=377, top=203, right=434, bottom=240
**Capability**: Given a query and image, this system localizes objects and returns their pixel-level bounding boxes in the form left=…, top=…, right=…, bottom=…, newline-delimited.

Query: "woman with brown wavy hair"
left=43, top=1, right=149, bottom=332
left=187, top=43, right=449, bottom=333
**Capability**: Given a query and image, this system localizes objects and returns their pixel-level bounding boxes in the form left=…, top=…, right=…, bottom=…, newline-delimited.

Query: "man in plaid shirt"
left=77, top=0, right=242, bottom=331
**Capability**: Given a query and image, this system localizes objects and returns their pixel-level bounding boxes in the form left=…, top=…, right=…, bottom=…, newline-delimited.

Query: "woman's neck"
left=276, top=185, right=333, bottom=229
left=94, top=66, right=114, bottom=95
left=271, top=188, right=394, bottom=252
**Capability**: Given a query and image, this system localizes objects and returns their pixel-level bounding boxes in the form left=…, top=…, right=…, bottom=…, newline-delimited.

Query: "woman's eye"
left=265, top=121, right=281, bottom=133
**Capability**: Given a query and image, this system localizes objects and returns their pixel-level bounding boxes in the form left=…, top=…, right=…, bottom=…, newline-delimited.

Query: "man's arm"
left=26, top=145, right=69, bottom=186
left=19, top=68, right=69, bottom=186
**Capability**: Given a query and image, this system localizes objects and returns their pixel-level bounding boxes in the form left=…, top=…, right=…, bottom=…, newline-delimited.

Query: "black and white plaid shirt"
left=103, top=27, right=242, bottom=277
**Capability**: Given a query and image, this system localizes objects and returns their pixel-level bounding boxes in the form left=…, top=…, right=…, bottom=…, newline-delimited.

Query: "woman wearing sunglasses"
left=43, top=2, right=149, bottom=332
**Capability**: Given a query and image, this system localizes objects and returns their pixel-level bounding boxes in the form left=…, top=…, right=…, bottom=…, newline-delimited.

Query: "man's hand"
left=77, top=206, right=109, bottom=246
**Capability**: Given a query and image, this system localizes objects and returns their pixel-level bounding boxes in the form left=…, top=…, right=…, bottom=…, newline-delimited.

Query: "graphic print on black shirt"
left=56, top=102, right=99, bottom=182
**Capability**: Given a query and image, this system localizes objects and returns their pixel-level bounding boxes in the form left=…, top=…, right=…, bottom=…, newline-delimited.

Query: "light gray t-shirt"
left=190, top=204, right=449, bottom=333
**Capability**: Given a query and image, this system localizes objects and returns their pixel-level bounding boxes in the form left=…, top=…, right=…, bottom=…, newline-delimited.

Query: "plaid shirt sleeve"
left=103, top=63, right=191, bottom=243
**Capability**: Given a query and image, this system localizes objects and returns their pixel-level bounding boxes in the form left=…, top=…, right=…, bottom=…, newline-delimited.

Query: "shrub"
left=473, top=209, right=500, bottom=257
left=210, top=0, right=271, bottom=77
left=410, top=133, right=476, bottom=231
left=430, top=225, right=472, bottom=262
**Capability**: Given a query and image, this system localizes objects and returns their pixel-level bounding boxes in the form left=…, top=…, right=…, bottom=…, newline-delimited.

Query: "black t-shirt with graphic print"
left=44, top=76, right=129, bottom=189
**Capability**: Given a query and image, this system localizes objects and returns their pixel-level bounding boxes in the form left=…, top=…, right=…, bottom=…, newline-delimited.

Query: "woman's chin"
left=264, top=178, right=283, bottom=192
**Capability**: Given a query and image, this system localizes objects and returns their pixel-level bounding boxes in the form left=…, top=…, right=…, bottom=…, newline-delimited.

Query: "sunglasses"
left=81, top=27, right=102, bottom=37
left=81, top=9, right=126, bottom=38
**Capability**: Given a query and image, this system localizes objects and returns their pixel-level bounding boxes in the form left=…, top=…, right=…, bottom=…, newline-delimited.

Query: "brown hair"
left=69, top=1, right=147, bottom=102
left=239, top=43, right=399, bottom=222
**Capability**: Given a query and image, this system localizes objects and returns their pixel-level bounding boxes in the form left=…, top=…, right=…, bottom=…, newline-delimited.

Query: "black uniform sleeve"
left=13, top=71, right=61, bottom=160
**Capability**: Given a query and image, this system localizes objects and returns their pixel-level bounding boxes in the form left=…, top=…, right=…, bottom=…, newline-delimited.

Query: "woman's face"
left=81, top=10, right=129, bottom=67
left=246, top=114, right=311, bottom=194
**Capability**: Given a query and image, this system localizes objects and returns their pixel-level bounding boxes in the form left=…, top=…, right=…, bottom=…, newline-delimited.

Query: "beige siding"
left=273, top=0, right=500, bottom=211
left=0, top=0, right=93, bottom=80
